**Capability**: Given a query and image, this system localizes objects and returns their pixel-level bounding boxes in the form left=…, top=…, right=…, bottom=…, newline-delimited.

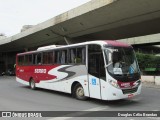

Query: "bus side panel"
left=16, top=65, right=59, bottom=84
left=61, top=65, right=89, bottom=96
left=35, top=65, right=89, bottom=97
left=16, top=66, right=29, bottom=82
left=100, top=79, right=109, bottom=100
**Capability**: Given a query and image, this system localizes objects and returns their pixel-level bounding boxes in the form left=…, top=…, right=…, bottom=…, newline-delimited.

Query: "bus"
left=16, top=40, right=141, bottom=100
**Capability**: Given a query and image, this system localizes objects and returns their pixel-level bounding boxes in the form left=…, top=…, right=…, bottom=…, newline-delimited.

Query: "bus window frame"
left=17, top=45, right=87, bottom=66
left=68, top=45, right=86, bottom=65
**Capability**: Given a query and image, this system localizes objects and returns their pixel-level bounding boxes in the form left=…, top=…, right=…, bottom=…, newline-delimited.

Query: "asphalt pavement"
left=0, top=76, right=160, bottom=120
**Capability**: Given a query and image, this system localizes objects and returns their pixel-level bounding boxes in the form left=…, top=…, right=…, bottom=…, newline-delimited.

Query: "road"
left=0, top=76, right=160, bottom=120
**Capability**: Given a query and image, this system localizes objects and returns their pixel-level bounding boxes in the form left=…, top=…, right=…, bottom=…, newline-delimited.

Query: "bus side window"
left=68, top=47, right=86, bottom=64
left=61, top=50, right=67, bottom=64
left=36, top=53, right=42, bottom=65
left=25, top=54, right=32, bottom=65
left=43, top=51, right=54, bottom=65
left=48, top=51, right=54, bottom=64
left=28, top=54, right=32, bottom=65
left=82, top=48, right=86, bottom=64
left=55, top=51, right=60, bottom=64
left=88, top=45, right=106, bottom=80
left=18, top=55, right=25, bottom=65
left=77, top=47, right=86, bottom=64
left=33, top=54, right=36, bottom=65
left=69, top=48, right=76, bottom=64
left=43, top=52, right=48, bottom=64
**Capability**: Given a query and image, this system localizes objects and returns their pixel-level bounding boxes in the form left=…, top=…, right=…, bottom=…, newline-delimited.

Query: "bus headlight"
left=109, top=80, right=120, bottom=89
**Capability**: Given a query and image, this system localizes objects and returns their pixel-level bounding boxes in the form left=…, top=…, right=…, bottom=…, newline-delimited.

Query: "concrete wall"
left=119, top=33, right=160, bottom=45
left=21, top=25, right=34, bottom=32
left=155, top=76, right=160, bottom=85
left=141, top=75, right=160, bottom=86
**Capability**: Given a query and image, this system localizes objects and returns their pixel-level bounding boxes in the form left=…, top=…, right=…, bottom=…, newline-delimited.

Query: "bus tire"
left=73, top=83, right=87, bottom=100
left=30, top=79, right=36, bottom=90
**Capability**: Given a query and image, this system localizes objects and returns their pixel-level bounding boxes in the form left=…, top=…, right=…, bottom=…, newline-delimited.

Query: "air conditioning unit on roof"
left=37, top=45, right=63, bottom=51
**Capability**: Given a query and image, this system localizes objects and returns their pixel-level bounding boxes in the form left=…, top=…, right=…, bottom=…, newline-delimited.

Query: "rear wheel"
left=73, top=83, right=87, bottom=100
left=30, top=79, right=36, bottom=90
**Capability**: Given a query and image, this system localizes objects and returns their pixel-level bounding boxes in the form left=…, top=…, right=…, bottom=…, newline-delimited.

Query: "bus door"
left=88, top=45, right=106, bottom=99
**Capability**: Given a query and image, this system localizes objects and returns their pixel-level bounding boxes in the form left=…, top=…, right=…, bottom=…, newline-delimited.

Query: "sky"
left=0, top=0, right=91, bottom=37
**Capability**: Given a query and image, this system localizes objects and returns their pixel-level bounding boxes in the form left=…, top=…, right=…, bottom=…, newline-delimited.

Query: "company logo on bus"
left=34, top=69, right=47, bottom=74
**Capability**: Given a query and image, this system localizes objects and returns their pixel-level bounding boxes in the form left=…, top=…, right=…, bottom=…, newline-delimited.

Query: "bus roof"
left=104, top=40, right=131, bottom=47
left=17, top=40, right=131, bottom=55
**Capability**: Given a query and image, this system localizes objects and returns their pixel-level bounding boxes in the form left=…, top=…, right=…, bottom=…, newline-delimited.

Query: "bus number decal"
left=35, top=69, right=47, bottom=74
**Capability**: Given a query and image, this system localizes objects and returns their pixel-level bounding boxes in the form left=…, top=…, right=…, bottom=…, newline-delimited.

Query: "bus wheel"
left=73, top=83, right=87, bottom=100
left=30, top=79, right=36, bottom=90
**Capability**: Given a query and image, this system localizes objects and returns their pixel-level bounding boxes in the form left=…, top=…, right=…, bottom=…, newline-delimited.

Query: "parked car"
left=1, top=72, right=5, bottom=76
left=6, top=69, right=15, bottom=76
left=0, top=70, right=5, bottom=76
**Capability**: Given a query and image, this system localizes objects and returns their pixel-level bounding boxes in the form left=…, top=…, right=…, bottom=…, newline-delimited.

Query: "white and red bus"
left=16, top=40, right=141, bottom=100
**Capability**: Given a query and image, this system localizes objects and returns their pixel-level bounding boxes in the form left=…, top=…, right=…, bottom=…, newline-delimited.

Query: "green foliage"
left=136, top=52, right=160, bottom=71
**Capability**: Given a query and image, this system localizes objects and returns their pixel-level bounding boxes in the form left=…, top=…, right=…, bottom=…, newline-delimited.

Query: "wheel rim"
left=76, top=87, right=84, bottom=97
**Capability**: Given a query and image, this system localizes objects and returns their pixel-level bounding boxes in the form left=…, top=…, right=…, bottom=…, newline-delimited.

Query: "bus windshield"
left=104, top=46, right=140, bottom=78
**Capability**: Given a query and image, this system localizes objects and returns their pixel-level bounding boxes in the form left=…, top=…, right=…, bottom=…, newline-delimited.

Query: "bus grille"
left=122, top=87, right=138, bottom=94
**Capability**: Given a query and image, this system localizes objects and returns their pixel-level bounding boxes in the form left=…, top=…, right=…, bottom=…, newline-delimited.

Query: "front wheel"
left=30, top=79, right=36, bottom=90
left=73, top=83, right=87, bottom=100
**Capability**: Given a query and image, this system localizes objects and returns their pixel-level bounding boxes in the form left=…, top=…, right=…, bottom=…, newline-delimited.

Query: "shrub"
left=136, top=52, right=160, bottom=72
